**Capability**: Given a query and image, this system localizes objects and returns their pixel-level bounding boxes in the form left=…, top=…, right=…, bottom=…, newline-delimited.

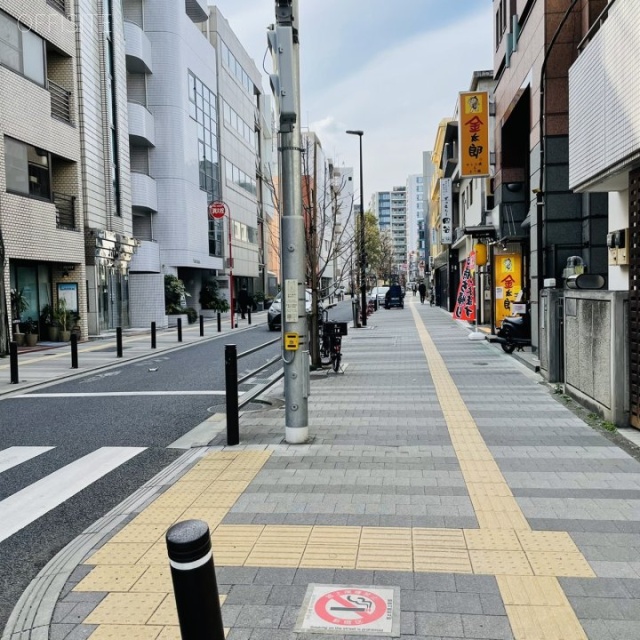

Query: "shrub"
left=185, top=307, right=198, bottom=324
left=165, top=274, right=190, bottom=314
left=199, top=281, right=230, bottom=312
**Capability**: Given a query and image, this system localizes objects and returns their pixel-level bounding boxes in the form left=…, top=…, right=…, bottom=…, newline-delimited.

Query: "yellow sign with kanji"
left=459, top=91, right=490, bottom=177
left=494, top=253, right=521, bottom=329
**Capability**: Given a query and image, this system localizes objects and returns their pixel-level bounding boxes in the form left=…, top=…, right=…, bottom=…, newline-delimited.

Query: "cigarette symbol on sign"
left=330, top=595, right=373, bottom=613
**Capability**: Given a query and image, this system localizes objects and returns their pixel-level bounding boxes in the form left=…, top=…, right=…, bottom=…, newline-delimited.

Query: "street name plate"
left=285, top=279, right=298, bottom=323
left=295, top=584, right=400, bottom=636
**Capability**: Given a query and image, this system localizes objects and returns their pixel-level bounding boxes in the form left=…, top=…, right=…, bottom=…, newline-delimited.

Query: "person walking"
left=418, top=282, right=427, bottom=304
left=238, top=285, right=251, bottom=319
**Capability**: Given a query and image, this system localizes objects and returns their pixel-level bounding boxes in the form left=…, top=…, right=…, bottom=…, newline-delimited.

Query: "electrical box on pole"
left=267, top=26, right=296, bottom=132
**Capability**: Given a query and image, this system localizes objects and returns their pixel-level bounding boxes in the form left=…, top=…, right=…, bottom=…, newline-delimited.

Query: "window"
left=5, top=136, right=51, bottom=199
left=0, top=10, right=45, bottom=85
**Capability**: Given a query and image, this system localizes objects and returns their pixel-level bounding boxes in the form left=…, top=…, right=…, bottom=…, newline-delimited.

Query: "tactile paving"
left=86, top=625, right=163, bottom=639
left=147, top=595, right=178, bottom=626
left=526, top=551, right=595, bottom=578
left=413, top=547, right=472, bottom=573
left=85, top=542, right=152, bottom=566
left=74, top=565, right=147, bottom=592
left=84, top=592, right=165, bottom=625
left=130, top=566, right=173, bottom=593
left=360, top=527, right=412, bottom=547
left=469, top=549, right=533, bottom=576
left=412, top=527, right=466, bottom=549
left=300, top=545, right=358, bottom=569
left=516, top=531, right=580, bottom=553
left=464, top=529, right=521, bottom=551
left=506, top=604, right=588, bottom=639
left=497, top=575, right=570, bottom=606
left=356, top=546, right=413, bottom=571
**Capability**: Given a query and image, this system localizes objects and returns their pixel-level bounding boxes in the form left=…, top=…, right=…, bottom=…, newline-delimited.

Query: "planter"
left=200, top=309, right=219, bottom=319
left=167, top=313, right=188, bottom=328
left=13, top=332, right=25, bottom=347
left=47, top=326, right=59, bottom=342
left=25, top=333, right=38, bottom=347
left=60, top=330, right=71, bottom=342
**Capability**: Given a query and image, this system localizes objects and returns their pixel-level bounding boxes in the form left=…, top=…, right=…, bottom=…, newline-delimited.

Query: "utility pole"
left=268, top=0, right=308, bottom=443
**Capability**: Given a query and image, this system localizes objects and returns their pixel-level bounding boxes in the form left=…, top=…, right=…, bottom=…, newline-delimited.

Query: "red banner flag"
left=453, top=252, right=476, bottom=322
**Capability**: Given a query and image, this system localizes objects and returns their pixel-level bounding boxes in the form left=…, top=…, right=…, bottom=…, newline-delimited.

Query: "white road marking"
left=12, top=391, right=233, bottom=398
left=0, top=447, right=54, bottom=473
left=0, top=446, right=146, bottom=543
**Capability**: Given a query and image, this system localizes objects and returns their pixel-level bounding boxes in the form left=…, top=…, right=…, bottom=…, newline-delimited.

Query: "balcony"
left=185, top=0, right=208, bottom=23
left=54, top=192, right=76, bottom=230
left=128, top=102, right=155, bottom=147
left=131, top=172, right=158, bottom=213
left=48, top=79, right=72, bottom=124
left=124, top=21, right=153, bottom=74
left=47, top=0, right=67, bottom=15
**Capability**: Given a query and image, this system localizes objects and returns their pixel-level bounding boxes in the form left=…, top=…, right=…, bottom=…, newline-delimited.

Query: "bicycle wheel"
left=319, top=335, right=332, bottom=366
left=332, top=352, right=341, bottom=372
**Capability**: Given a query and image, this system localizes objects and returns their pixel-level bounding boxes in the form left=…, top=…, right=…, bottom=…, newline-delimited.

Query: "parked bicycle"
left=319, top=310, right=348, bottom=372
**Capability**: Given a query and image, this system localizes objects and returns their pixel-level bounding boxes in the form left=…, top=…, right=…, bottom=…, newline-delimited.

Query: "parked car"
left=384, top=284, right=404, bottom=309
left=369, top=286, right=389, bottom=308
left=267, top=289, right=320, bottom=331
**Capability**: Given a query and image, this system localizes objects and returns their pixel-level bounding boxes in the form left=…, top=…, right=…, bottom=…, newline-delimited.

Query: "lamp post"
left=346, top=129, right=366, bottom=327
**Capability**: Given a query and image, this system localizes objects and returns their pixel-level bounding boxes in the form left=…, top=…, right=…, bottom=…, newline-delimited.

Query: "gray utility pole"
left=268, top=0, right=309, bottom=443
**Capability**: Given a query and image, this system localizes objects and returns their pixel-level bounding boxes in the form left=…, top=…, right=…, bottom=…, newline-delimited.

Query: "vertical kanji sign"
left=459, top=91, right=489, bottom=177
left=453, top=251, right=476, bottom=322
left=440, top=178, right=452, bottom=245
left=494, top=253, right=522, bottom=329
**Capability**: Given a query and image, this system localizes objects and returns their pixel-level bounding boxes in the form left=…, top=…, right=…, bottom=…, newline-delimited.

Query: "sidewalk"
left=7, top=301, right=640, bottom=639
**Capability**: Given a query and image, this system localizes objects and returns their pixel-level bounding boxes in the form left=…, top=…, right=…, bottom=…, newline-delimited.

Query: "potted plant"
left=40, top=304, right=59, bottom=342
left=199, top=280, right=229, bottom=317
left=10, top=289, right=28, bottom=345
left=70, top=312, right=82, bottom=340
left=165, top=274, right=191, bottom=327
left=57, top=299, right=71, bottom=342
left=24, top=319, right=39, bottom=347
left=253, top=291, right=265, bottom=311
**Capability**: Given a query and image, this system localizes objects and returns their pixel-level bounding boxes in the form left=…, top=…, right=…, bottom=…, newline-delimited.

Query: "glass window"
left=4, top=136, right=28, bottom=194
left=0, top=11, right=19, bottom=72
left=27, top=145, right=50, bottom=198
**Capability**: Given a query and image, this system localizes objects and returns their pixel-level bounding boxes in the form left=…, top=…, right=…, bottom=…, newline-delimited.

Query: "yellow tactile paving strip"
left=76, top=310, right=594, bottom=639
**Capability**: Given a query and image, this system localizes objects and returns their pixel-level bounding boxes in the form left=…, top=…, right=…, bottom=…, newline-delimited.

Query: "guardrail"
left=224, top=337, right=282, bottom=445
left=49, top=79, right=72, bottom=123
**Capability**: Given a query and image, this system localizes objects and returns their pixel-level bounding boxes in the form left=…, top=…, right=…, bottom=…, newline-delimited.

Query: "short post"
left=247, top=307, right=252, bottom=325
left=177, top=318, right=183, bottom=343
left=199, top=315, right=204, bottom=337
left=9, top=341, right=18, bottom=384
left=166, top=520, right=225, bottom=639
left=71, top=334, right=78, bottom=369
left=224, top=344, right=239, bottom=446
left=151, top=322, right=157, bottom=349
left=217, top=312, right=221, bottom=333
left=116, top=327, right=123, bottom=358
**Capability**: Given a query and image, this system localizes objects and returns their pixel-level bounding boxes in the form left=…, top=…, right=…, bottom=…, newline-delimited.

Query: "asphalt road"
left=0, top=301, right=354, bottom=632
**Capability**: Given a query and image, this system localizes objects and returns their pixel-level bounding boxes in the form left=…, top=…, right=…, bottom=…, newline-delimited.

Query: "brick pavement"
left=8, top=301, right=640, bottom=639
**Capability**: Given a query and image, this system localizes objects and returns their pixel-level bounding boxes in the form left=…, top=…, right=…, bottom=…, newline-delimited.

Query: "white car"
left=267, top=289, right=319, bottom=330
left=369, top=286, right=389, bottom=307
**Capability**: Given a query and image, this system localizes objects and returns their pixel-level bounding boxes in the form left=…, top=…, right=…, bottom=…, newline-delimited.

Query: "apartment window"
left=5, top=137, right=51, bottom=199
left=0, top=10, right=45, bottom=85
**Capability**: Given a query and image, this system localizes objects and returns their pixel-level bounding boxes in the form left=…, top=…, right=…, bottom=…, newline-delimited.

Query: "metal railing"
left=47, top=0, right=66, bottom=15
left=49, top=80, right=72, bottom=124
left=54, top=192, right=76, bottom=230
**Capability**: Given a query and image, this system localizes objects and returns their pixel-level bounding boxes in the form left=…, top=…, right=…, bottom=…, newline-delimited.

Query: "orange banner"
left=494, top=253, right=522, bottom=329
left=459, top=91, right=490, bottom=177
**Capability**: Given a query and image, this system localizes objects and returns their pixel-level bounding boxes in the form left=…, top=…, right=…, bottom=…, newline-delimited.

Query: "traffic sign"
left=208, top=201, right=227, bottom=220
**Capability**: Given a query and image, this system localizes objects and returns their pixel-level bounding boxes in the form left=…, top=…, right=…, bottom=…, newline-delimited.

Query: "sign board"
left=453, top=251, right=476, bottom=322
left=440, top=178, right=452, bottom=245
left=284, top=279, right=298, bottom=324
left=459, top=91, right=490, bottom=177
left=57, top=282, right=78, bottom=313
left=296, top=584, right=400, bottom=637
left=208, top=201, right=227, bottom=220
left=494, top=253, right=522, bottom=329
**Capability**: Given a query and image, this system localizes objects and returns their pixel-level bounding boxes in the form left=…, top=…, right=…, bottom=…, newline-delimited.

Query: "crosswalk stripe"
left=0, top=446, right=146, bottom=543
left=0, top=446, right=54, bottom=473
left=13, top=391, right=232, bottom=398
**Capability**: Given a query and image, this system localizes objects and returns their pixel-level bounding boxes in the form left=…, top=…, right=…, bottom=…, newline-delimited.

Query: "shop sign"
left=459, top=91, right=490, bottom=177
left=440, top=178, right=452, bottom=245
left=494, top=253, right=522, bottom=329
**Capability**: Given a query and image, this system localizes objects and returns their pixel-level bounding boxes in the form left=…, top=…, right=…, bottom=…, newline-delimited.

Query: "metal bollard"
left=151, top=322, right=157, bottom=349
left=116, top=327, right=123, bottom=358
left=166, top=520, right=225, bottom=639
left=217, top=312, right=221, bottom=333
left=177, top=318, right=183, bottom=342
left=71, top=334, right=78, bottom=369
left=224, top=344, right=239, bottom=446
left=247, top=307, right=252, bottom=325
left=9, top=341, right=18, bottom=384
left=199, top=315, right=204, bottom=337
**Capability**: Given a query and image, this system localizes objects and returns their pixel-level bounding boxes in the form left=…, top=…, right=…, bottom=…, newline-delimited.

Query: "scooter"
left=496, top=307, right=531, bottom=353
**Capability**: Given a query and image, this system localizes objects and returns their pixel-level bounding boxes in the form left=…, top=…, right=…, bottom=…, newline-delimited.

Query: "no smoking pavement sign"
left=295, top=584, right=400, bottom=636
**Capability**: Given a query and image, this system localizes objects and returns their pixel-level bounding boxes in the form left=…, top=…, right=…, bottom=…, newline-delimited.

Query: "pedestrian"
left=418, top=282, right=427, bottom=304
left=238, top=285, right=251, bottom=319
left=412, top=282, right=417, bottom=297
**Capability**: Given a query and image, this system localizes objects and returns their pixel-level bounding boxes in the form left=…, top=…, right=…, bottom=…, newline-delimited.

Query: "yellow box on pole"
left=284, top=333, right=299, bottom=351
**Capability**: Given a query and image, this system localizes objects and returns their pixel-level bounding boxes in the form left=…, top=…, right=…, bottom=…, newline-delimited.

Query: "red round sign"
left=208, top=201, right=227, bottom=220
left=314, top=589, right=387, bottom=627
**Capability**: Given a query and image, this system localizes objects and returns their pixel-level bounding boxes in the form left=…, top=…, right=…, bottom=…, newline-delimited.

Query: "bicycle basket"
left=324, top=321, right=348, bottom=336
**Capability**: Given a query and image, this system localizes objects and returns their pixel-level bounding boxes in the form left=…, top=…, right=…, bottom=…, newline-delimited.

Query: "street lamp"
left=346, top=129, right=366, bottom=327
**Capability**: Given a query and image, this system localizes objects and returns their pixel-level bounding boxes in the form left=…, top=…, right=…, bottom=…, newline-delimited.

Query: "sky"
left=211, top=0, right=493, bottom=203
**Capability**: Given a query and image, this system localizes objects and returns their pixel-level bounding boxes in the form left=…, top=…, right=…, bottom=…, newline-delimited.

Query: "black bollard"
left=217, top=312, right=221, bottom=333
left=199, top=315, right=204, bottom=337
left=9, top=341, right=18, bottom=384
left=151, top=322, right=157, bottom=349
left=224, top=344, right=239, bottom=446
left=116, top=327, right=123, bottom=358
left=177, top=318, right=183, bottom=342
left=166, top=520, right=225, bottom=639
left=247, top=307, right=252, bottom=325
left=71, top=334, right=78, bottom=369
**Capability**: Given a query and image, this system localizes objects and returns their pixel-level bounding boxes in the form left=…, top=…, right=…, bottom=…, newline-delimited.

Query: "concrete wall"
left=563, top=289, right=628, bottom=426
